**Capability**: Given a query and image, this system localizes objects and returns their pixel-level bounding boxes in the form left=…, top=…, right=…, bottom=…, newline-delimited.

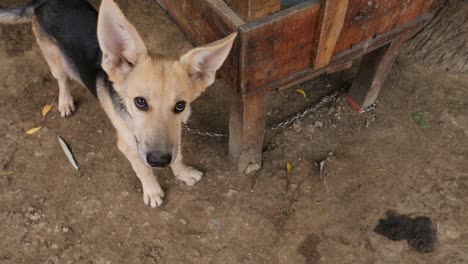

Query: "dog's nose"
left=146, top=153, right=172, bottom=168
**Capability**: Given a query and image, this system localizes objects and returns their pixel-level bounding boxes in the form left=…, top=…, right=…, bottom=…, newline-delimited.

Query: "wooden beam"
left=312, top=0, right=349, bottom=69
left=239, top=1, right=321, bottom=94
left=333, top=0, right=435, bottom=54
left=156, top=0, right=244, bottom=89
left=243, top=13, right=431, bottom=97
left=347, top=33, right=409, bottom=112
left=229, top=93, right=265, bottom=172
left=224, top=0, right=281, bottom=21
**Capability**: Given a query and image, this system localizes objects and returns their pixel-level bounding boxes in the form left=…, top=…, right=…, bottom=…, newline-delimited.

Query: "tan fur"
left=26, top=0, right=236, bottom=208
left=32, top=18, right=77, bottom=117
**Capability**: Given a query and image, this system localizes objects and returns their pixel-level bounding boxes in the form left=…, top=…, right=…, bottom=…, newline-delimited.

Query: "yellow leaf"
left=26, top=126, right=42, bottom=135
left=296, top=89, right=307, bottom=99
left=42, top=104, right=52, bottom=117
left=286, top=162, right=292, bottom=173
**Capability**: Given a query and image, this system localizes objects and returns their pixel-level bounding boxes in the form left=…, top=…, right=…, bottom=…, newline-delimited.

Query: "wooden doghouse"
left=156, top=0, right=442, bottom=171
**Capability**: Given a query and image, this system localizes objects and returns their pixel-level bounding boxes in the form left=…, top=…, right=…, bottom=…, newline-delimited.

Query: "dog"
left=0, top=0, right=236, bottom=207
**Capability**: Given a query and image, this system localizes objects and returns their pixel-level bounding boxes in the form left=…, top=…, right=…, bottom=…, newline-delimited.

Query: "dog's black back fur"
left=35, top=0, right=102, bottom=96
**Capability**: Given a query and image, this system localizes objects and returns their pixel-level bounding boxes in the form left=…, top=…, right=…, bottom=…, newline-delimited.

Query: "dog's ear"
left=179, top=33, right=237, bottom=95
left=97, top=0, right=148, bottom=82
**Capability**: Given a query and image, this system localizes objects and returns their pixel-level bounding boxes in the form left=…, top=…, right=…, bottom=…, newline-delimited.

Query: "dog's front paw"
left=58, top=94, right=75, bottom=117
left=173, top=165, right=203, bottom=186
left=142, top=182, right=165, bottom=208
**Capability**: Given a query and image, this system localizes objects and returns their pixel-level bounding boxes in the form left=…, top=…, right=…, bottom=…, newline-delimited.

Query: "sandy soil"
left=1, top=1, right=467, bottom=263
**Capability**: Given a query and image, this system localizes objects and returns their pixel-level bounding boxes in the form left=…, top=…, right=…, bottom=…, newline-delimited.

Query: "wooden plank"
left=239, top=1, right=321, bottom=94
left=243, top=13, right=431, bottom=97
left=157, top=0, right=244, bottom=89
left=333, top=0, right=434, bottom=54
left=229, top=93, right=265, bottom=172
left=224, top=0, right=281, bottom=21
left=157, top=0, right=244, bottom=44
left=347, top=33, right=410, bottom=112
left=312, top=0, right=349, bottom=69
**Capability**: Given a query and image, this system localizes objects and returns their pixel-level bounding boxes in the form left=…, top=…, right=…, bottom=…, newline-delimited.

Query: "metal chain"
left=359, top=101, right=379, bottom=113
left=267, top=89, right=345, bottom=132
left=183, top=124, right=228, bottom=138
left=183, top=90, right=379, bottom=137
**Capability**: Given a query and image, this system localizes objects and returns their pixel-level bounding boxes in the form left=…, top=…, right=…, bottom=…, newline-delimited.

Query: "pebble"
left=62, top=226, right=70, bottom=233
left=245, top=163, right=261, bottom=174
left=292, top=122, right=302, bottom=133
left=314, top=121, right=324, bottom=128
left=191, top=249, right=201, bottom=257
left=178, top=218, right=188, bottom=225
left=225, top=189, right=238, bottom=197
left=305, top=124, right=315, bottom=134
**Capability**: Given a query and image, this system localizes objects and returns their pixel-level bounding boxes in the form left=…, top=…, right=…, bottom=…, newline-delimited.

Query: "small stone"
left=178, top=218, right=188, bottom=225
left=97, top=129, right=103, bottom=133
left=314, top=121, right=324, bottom=128
left=225, top=189, right=238, bottom=197
left=365, top=120, right=370, bottom=128
left=51, top=243, right=59, bottom=250
left=292, top=122, right=302, bottom=133
left=206, top=205, right=216, bottom=213
left=29, top=212, right=42, bottom=221
left=245, top=163, right=261, bottom=174
left=192, top=249, right=201, bottom=257
left=328, top=106, right=336, bottom=114
left=62, top=226, right=70, bottom=233
left=208, top=219, right=222, bottom=231
left=305, top=125, right=315, bottom=134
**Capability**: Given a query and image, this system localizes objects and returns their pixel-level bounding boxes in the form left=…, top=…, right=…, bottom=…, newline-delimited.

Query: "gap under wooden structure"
left=157, top=0, right=443, bottom=172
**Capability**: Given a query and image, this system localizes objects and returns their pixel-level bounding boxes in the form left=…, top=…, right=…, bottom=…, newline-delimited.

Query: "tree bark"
left=404, top=0, right=468, bottom=74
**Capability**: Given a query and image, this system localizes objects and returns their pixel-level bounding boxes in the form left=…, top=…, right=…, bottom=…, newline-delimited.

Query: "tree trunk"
left=404, top=0, right=468, bottom=74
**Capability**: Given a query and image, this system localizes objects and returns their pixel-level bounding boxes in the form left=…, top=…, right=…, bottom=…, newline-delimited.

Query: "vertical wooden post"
left=312, top=0, right=349, bottom=69
left=347, top=34, right=409, bottom=112
left=229, top=93, right=265, bottom=172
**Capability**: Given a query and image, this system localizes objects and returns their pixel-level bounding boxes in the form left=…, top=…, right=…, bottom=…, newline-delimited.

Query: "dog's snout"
left=146, top=152, right=172, bottom=168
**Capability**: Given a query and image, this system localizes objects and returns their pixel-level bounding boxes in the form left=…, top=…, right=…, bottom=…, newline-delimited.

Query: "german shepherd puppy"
left=0, top=0, right=236, bottom=207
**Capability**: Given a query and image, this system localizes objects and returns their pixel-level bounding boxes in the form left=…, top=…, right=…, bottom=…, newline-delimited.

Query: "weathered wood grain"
left=244, top=13, right=431, bottom=96
left=239, top=1, right=320, bottom=94
left=229, top=93, right=265, bottom=172
left=348, top=33, right=410, bottom=112
left=333, top=0, right=434, bottom=54
left=224, top=0, right=281, bottom=21
left=312, top=0, right=349, bottom=69
left=157, top=0, right=244, bottom=88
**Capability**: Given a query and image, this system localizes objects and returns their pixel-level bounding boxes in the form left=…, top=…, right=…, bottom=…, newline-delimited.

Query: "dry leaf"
left=42, top=104, right=52, bottom=117
left=58, top=137, right=79, bottom=171
left=286, top=162, right=292, bottom=173
left=296, top=89, right=307, bottom=99
left=26, top=126, right=42, bottom=135
left=319, top=160, right=326, bottom=178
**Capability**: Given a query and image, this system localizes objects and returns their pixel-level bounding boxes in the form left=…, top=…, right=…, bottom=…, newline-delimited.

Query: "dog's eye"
left=134, top=97, right=148, bottom=111
left=174, top=101, right=186, bottom=113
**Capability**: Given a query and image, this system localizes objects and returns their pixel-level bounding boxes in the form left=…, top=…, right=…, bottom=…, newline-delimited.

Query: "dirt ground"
left=1, top=1, right=467, bottom=263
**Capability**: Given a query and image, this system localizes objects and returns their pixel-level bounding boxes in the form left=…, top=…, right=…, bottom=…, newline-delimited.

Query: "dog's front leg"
left=117, top=137, right=164, bottom=208
left=170, top=147, right=203, bottom=186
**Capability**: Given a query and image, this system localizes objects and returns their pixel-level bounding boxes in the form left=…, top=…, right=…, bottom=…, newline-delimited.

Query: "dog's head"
left=97, top=0, right=236, bottom=168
